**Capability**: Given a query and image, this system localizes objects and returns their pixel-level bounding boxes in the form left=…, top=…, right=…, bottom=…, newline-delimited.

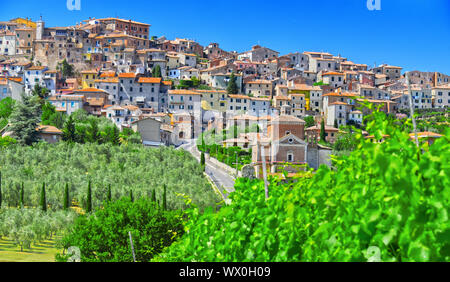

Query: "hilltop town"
left=1, top=16, right=449, bottom=178
left=0, top=12, right=449, bottom=265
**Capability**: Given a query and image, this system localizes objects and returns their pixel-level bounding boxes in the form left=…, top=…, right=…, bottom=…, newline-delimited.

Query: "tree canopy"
left=8, top=94, right=42, bottom=146
left=56, top=197, right=184, bottom=262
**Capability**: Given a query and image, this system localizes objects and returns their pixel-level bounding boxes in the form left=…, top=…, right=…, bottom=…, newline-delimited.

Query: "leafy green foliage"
left=227, top=72, right=238, bottom=94
left=57, top=59, right=74, bottom=78
left=304, top=116, right=315, bottom=128
left=157, top=110, right=450, bottom=262
left=31, top=84, right=49, bottom=100
left=0, top=136, right=17, bottom=147
left=313, top=81, right=328, bottom=86
left=152, top=65, right=162, bottom=78
left=0, top=97, right=15, bottom=126
left=60, top=109, right=140, bottom=145
left=333, top=127, right=358, bottom=152
left=0, top=143, right=220, bottom=211
left=41, top=101, right=65, bottom=129
left=56, top=197, right=184, bottom=262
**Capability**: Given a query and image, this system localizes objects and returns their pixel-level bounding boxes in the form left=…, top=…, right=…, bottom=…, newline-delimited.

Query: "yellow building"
left=196, top=89, right=228, bottom=112
left=288, top=84, right=317, bottom=111
left=10, top=17, right=36, bottom=28
left=81, top=70, right=98, bottom=89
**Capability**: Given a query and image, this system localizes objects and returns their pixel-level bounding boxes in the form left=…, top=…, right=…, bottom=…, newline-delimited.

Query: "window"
left=287, top=153, right=294, bottom=162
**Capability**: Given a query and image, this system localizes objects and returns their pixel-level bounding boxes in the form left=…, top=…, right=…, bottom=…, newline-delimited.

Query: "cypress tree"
left=334, top=119, right=339, bottom=129
left=86, top=180, right=92, bottom=213
left=129, top=190, right=134, bottom=202
left=20, top=182, right=24, bottom=208
left=63, top=115, right=76, bottom=142
left=63, top=183, right=69, bottom=211
left=200, top=151, right=206, bottom=172
left=40, top=182, right=47, bottom=212
left=320, top=119, right=326, bottom=143
left=152, top=65, right=162, bottom=78
left=162, top=185, right=167, bottom=211
left=107, top=184, right=112, bottom=202
left=0, top=171, right=2, bottom=209
left=151, top=189, right=156, bottom=202
left=227, top=72, right=238, bottom=94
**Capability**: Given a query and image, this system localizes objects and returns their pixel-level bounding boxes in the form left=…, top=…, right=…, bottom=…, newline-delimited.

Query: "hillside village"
left=1, top=16, right=449, bottom=177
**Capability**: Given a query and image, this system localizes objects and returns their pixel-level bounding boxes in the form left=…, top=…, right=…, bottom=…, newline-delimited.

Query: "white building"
left=432, top=85, right=450, bottom=108
left=24, top=66, right=48, bottom=94
left=0, top=31, right=16, bottom=56
left=249, top=97, right=270, bottom=117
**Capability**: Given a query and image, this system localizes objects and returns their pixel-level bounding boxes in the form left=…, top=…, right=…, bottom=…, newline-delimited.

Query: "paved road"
left=180, top=139, right=235, bottom=199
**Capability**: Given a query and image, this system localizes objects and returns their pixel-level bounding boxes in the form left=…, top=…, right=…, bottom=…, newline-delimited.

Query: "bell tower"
left=36, top=16, right=44, bottom=40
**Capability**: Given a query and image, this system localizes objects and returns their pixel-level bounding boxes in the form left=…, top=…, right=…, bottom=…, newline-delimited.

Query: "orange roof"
left=37, top=125, right=63, bottom=134
left=323, top=92, right=358, bottom=97
left=123, top=105, right=140, bottom=111
left=409, top=132, right=443, bottom=138
left=322, top=72, right=344, bottom=76
left=228, top=94, right=250, bottom=99
left=138, top=77, right=162, bottom=84
left=162, top=81, right=173, bottom=86
left=99, top=71, right=116, bottom=78
left=95, top=78, right=119, bottom=83
left=168, top=89, right=201, bottom=95
left=7, top=77, right=23, bottom=83
left=118, top=73, right=136, bottom=78
left=74, top=88, right=107, bottom=93
left=27, top=66, right=47, bottom=71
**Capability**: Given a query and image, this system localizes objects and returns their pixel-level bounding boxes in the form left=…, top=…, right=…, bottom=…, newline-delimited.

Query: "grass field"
left=0, top=237, right=61, bottom=262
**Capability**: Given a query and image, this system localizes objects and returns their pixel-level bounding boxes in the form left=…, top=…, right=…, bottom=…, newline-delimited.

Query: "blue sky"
left=1, top=0, right=449, bottom=73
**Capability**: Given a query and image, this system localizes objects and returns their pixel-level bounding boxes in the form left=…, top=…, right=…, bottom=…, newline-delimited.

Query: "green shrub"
left=156, top=110, right=449, bottom=262
left=56, top=197, right=184, bottom=262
